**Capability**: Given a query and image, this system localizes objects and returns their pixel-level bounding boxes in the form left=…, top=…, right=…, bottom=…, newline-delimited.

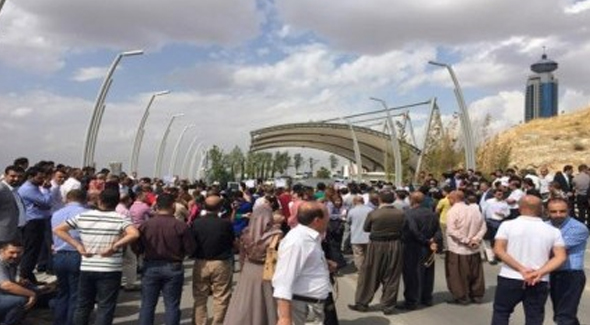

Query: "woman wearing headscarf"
left=223, top=204, right=284, bottom=325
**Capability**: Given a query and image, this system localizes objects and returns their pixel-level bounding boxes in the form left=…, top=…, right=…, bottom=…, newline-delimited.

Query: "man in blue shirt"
left=547, top=197, right=589, bottom=325
left=17, top=167, right=53, bottom=284
left=51, top=189, right=88, bottom=325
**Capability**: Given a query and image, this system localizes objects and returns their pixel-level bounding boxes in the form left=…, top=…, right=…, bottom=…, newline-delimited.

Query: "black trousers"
left=36, top=219, right=54, bottom=271
left=19, top=219, right=46, bottom=282
left=323, top=292, right=339, bottom=325
left=492, top=276, right=549, bottom=325
left=327, top=220, right=346, bottom=268
left=574, top=195, right=589, bottom=226
left=550, top=270, right=586, bottom=325
left=402, top=243, right=434, bottom=307
left=485, top=220, right=502, bottom=259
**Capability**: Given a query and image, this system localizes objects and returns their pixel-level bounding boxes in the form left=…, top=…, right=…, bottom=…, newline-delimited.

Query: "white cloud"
left=278, top=25, right=292, bottom=39
left=9, top=107, right=33, bottom=118
left=3, top=0, right=590, bottom=178
left=71, top=66, right=109, bottom=82
left=560, top=88, right=590, bottom=113
left=565, top=0, right=590, bottom=14
left=0, top=4, right=65, bottom=73
left=467, top=91, right=524, bottom=141
left=277, top=0, right=589, bottom=54
left=0, top=0, right=262, bottom=73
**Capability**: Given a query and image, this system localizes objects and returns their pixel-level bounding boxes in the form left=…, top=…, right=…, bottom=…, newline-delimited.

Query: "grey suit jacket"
left=0, top=182, right=19, bottom=241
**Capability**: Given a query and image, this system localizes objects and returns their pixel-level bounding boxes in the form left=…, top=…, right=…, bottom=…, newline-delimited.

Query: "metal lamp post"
left=188, top=142, right=205, bottom=182
left=340, top=118, right=363, bottom=183
left=0, top=0, right=7, bottom=15
left=82, top=49, right=144, bottom=167
left=428, top=61, right=476, bottom=170
left=181, top=137, right=201, bottom=179
left=193, top=146, right=209, bottom=182
left=413, top=97, right=438, bottom=184
left=154, top=113, right=184, bottom=178
left=370, top=97, right=403, bottom=187
left=168, top=124, right=195, bottom=176
left=129, top=90, right=170, bottom=174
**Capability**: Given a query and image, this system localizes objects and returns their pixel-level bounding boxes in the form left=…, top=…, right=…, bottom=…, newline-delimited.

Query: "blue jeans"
left=491, top=276, right=549, bottom=325
left=53, top=251, right=81, bottom=325
left=138, top=260, right=184, bottom=325
left=0, top=293, right=27, bottom=325
left=73, top=271, right=122, bottom=325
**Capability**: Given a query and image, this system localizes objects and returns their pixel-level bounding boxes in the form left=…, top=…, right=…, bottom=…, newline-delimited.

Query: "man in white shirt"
left=492, top=195, right=566, bottom=325
left=524, top=170, right=541, bottom=192
left=538, top=166, right=554, bottom=201
left=60, top=168, right=83, bottom=202
left=483, top=189, right=510, bottom=263
left=54, top=188, right=140, bottom=324
left=273, top=201, right=332, bottom=325
left=506, top=180, right=524, bottom=220
left=346, top=196, right=372, bottom=272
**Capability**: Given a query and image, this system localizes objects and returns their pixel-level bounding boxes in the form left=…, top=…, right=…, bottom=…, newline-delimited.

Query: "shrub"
left=573, top=142, right=586, bottom=151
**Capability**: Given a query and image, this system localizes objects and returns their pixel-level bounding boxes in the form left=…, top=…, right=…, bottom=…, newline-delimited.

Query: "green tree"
left=226, top=145, right=245, bottom=181
left=329, top=154, right=339, bottom=171
left=308, top=157, right=319, bottom=175
left=260, top=152, right=273, bottom=179
left=207, top=145, right=231, bottom=186
left=316, top=166, right=331, bottom=179
left=273, top=151, right=291, bottom=175
left=293, top=153, right=303, bottom=174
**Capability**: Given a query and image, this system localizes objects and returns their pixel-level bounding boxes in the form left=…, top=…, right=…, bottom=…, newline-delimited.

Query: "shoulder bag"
left=262, top=234, right=280, bottom=281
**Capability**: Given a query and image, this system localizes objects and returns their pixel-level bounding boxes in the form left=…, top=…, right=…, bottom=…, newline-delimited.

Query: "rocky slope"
left=482, top=106, right=590, bottom=172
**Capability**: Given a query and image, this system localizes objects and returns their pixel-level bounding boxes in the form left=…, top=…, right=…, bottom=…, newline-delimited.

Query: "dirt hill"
left=482, top=106, right=590, bottom=172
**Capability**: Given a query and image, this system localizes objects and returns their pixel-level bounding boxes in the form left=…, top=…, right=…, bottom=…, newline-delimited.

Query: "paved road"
left=29, top=247, right=590, bottom=325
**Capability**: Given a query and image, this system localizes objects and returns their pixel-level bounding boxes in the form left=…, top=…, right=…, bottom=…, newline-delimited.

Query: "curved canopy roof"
left=250, top=122, right=421, bottom=172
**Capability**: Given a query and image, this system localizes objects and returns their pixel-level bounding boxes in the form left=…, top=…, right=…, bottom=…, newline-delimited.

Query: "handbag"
left=262, top=234, right=280, bottom=281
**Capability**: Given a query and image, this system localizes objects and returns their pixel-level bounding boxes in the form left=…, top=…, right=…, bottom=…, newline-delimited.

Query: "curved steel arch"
left=251, top=140, right=384, bottom=171
left=250, top=122, right=420, bottom=172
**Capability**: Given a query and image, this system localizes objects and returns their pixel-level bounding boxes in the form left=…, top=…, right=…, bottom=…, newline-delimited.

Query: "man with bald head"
left=191, top=194, right=235, bottom=325
left=346, top=196, right=373, bottom=272
left=445, top=190, right=487, bottom=305
left=400, top=191, right=441, bottom=310
left=491, top=195, right=566, bottom=325
left=273, top=201, right=332, bottom=325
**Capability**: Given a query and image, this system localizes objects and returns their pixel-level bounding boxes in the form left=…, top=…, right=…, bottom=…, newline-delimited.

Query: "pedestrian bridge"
left=249, top=122, right=421, bottom=172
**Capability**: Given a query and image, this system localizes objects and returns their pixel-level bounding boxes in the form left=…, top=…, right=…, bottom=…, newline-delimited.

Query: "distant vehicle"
left=293, top=173, right=304, bottom=180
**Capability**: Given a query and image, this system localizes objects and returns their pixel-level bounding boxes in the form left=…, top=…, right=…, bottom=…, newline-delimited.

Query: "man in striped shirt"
left=54, top=187, right=140, bottom=325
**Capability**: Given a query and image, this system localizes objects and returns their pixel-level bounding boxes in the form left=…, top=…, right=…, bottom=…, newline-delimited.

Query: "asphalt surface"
left=28, top=247, right=590, bottom=325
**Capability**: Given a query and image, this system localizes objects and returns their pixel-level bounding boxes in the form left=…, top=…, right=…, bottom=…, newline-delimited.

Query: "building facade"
left=525, top=54, right=559, bottom=122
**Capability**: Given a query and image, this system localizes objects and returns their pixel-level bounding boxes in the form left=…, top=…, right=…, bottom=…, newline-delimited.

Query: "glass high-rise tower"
left=525, top=53, right=558, bottom=122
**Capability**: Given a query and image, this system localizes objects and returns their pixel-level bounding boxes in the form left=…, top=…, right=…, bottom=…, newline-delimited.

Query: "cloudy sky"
left=1, top=0, right=590, bottom=176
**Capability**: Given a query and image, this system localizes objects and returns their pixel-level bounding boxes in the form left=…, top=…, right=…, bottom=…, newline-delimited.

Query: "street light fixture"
left=428, top=60, right=476, bottom=170
left=168, top=124, right=195, bottom=176
left=154, top=113, right=184, bottom=178
left=369, top=97, right=403, bottom=187
left=129, top=90, right=170, bottom=174
left=82, top=49, right=144, bottom=167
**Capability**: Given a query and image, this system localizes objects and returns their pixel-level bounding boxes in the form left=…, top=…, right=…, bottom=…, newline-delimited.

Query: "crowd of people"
left=0, top=157, right=589, bottom=325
